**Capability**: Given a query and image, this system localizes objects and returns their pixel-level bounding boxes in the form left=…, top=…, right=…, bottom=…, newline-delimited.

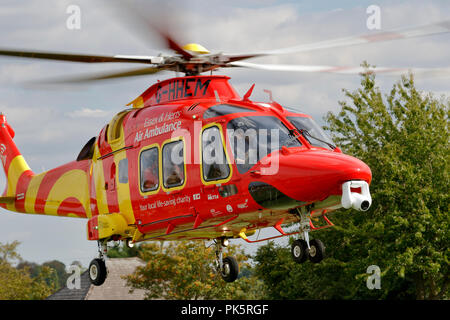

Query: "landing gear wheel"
left=308, top=239, right=325, bottom=263
left=89, top=258, right=107, bottom=286
left=221, top=256, right=239, bottom=283
left=125, top=238, right=134, bottom=248
left=291, top=239, right=308, bottom=263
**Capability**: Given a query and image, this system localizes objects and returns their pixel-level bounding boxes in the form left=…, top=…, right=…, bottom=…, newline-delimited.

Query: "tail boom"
left=0, top=114, right=34, bottom=211
left=0, top=114, right=92, bottom=218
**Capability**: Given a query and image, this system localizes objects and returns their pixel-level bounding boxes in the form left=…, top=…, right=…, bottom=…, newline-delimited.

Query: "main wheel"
left=291, top=239, right=308, bottom=263
left=308, top=239, right=325, bottom=263
left=125, top=238, right=134, bottom=248
left=221, top=256, right=239, bottom=283
left=89, top=258, right=107, bottom=286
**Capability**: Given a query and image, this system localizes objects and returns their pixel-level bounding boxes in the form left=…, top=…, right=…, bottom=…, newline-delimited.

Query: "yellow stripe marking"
left=114, top=150, right=135, bottom=224
left=44, top=169, right=89, bottom=217
left=93, top=155, right=109, bottom=215
left=24, top=172, right=45, bottom=213
left=6, top=156, right=31, bottom=211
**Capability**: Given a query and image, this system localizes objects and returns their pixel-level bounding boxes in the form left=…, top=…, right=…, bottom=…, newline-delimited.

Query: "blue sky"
left=0, top=0, right=449, bottom=268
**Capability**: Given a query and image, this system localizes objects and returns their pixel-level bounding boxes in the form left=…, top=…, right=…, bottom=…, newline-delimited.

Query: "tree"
left=254, top=66, right=449, bottom=300
left=17, top=259, right=72, bottom=290
left=125, top=241, right=264, bottom=300
left=0, top=241, right=58, bottom=299
left=107, top=241, right=143, bottom=258
left=16, top=261, right=41, bottom=278
left=0, top=240, right=21, bottom=264
left=254, top=238, right=365, bottom=300
left=42, top=260, right=67, bottom=289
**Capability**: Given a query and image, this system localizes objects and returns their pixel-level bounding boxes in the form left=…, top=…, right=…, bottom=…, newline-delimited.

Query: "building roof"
left=46, top=257, right=146, bottom=300
left=46, top=268, right=92, bottom=300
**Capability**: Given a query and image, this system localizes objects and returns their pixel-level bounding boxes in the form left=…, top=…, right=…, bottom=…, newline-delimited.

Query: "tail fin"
left=0, top=114, right=34, bottom=210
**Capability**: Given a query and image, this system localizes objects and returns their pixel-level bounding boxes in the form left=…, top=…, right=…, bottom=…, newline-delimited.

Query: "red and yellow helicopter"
left=0, top=7, right=449, bottom=285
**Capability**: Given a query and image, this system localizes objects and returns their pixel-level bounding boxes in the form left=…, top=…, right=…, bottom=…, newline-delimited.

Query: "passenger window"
left=118, top=159, right=128, bottom=183
left=162, top=140, right=185, bottom=188
left=140, top=148, right=159, bottom=192
left=202, top=126, right=230, bottom=181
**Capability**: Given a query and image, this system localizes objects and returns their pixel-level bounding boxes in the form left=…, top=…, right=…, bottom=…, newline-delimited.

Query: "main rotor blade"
left=32, top=65, right=167, bottom=84
left=0, top=48, right=160, bottom=64
left=225, top=19, right=450, bottom=61
left=106, top=0, right=193, bottom=59
left=229, top=61, right=450, bottom=77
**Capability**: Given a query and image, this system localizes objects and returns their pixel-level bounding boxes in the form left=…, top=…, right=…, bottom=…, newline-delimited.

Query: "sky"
left=0, top=0, right=449, bottom=268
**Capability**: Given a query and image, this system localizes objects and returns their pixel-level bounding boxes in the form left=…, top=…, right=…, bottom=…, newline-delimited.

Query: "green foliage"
left=254, top=240, right=359, bottom=299
left=125, top=241, right=265, bottom=300
left=107, top=241, right=143, bottom=258
left=254, top=66, right=449, bottom=300
left=42, top=260, right=68, bottom=289
left=17, top=259, right=83, bottom=291
left=16, top=261, right=41, bottom=278
left=0, top=240, right=21, bottom=264
left=0, top=241, right=59, bottom=300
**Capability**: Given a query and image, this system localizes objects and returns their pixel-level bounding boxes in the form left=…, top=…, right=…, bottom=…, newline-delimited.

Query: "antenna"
left=263, top=89, right=273, bottom=102
left=243, top=84, right=255, bottom=101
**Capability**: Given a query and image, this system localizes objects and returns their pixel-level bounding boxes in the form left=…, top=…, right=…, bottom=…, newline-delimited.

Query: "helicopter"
left=0, top=4, right=449, bottom=286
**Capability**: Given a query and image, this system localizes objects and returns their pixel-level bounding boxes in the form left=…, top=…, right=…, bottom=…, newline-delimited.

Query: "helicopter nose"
left=260, top=150, right=372, bottom=203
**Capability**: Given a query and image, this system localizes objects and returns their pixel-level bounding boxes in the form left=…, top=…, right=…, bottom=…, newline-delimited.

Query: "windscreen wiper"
left=300, top=129, right=336, bottom=150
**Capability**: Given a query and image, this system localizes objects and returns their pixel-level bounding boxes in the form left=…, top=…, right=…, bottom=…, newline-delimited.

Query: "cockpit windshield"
left=227, top=116, right=302, bottom=174
left=287, top=116, right=335, bottom=150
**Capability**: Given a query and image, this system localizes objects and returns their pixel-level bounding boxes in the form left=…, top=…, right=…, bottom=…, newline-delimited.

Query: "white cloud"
left=66, top=107, right=112, bottom=118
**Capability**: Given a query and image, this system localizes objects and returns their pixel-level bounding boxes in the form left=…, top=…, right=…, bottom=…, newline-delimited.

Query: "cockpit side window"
left=203, top=104, right=255, bottom=119
left=227, top=116, right=302, bottom=174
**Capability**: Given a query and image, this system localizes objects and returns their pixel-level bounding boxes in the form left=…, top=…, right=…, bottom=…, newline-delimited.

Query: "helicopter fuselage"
left=0, top=75, right=372, bottom=244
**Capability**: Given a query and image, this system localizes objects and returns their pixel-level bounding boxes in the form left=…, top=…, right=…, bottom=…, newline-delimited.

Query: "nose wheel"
left=214, top=238, right=239, bottom=283
left=291, top=208, right=326, bottom=264
left=291, top=239, right=308, bottom=263
left=220, top=256, right=239, bottom=282
left=291, top=238, right=325, bottom=264
left=307, top=239, right=325, bottom=263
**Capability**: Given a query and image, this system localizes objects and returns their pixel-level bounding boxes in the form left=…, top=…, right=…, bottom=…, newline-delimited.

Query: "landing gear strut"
left=291, top=208, right=326, bottom=264
left=88, top=240, right=108, bottom=286
left=214, top=238, right=239, bottom=283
